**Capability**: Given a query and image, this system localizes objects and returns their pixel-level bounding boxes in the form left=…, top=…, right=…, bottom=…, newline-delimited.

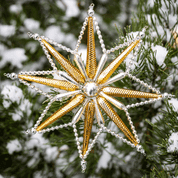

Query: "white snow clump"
left=167, top=132, right=178, bottom=152
left=0, top=48, right=27, bottom=69
left=152, top=45, right=168, bottom=66
left=0, top=24, right=15, bottom=37
left=6, top=139, right=22, bottom=154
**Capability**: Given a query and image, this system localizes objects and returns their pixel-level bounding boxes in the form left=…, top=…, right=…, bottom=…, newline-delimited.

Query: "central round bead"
left=83, top=82, right=99, bottom=97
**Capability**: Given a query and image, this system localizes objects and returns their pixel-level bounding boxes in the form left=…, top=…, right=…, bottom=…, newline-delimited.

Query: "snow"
left=55, top=153, right=68, bottom=170
left=19, top=99, right=32, bottom=117
left=56, top=1, right=65, bottom=10
left=10, top=99, right=32, bottom=121
left=27, top=152, right=39, bottom=167
left=64, top=33, right=76, bottom=47
left=65, top=0, right=79, bottom=17
left=56, top=0, right=79, bottom=17
left=25, top=133, right=60, bottom=163
left=9, top=4, right=22, bottom=13
left=25, top=134, right=62, bottom=164
left=161, top=2, right=177, bottom=27
left=168, top=98, right=178, bottom=112
left=108, top=121, right=120, bottom=133
left=97, top=142, right=115, bottom=169
left=44, top=26, right=76, bottom=48
left=0, top=48, right=27, bottom=69
left=125, top=151, right=136, bottom=162
left=25, top=133, right=49, bottom=149
left=69, top=152, right=78, bottom=162
left=55, top=159, right=64, bottom=177
left=0, top=44, right=7, bottom=53
left=152, top=45, right=168, bottom=66
left=1, top=85, right=23, bottom=109
left=151, top=112, right=163, bottom=124
left=124, top=52, right=137, bottom=70
left=147, top=0, right=177, bottom=27
left=28, top=82, right=51, bottom=94
left=1, top=85, right=32, bottom=121
left=171, top=56, right=178, bottom=66
left=151, top=25, right=165, bottom=37
left=166, top=73, right=174, bottom=90
left=45, top=147, right=58, bottom=162
left=26, top=42, right=38, bottom=53
left=116, top=1, right=129, bottom=25
left=6, top=139, right=22, bottom=154
left=33, top=171, right=44, bottom=178
left=147, top=0, right=154, bottom=7
left=24, top=18, right=40, bottom=31
left=167, top=132, right=178, bottom=152
left=23, top=57, right=46, bottom=71
left=45, top=26, right=64, bottom=43
left=146, top=0, right=177, bottom=45
left=153, top=100, right=162, bottom=109
left=169, top=15, right=177, bottom=29
left=11, top=112, right=21, bottom=121
left=59, top=145, right=69, bottom=151
left=0, top=24, right=15, bottom=37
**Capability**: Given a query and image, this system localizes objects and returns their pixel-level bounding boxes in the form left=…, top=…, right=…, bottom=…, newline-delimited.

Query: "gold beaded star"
left=5, top=4, right=171, bottom=172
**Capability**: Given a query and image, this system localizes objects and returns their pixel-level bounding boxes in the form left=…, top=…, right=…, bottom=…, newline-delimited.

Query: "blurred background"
left=0, top=0, right=178, bottom=177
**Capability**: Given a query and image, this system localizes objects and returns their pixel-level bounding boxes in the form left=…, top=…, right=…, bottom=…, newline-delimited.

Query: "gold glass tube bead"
left=97, top=40, right=140, bottom=84
left=36, top=94, right=85, bottom=131
left=42, top=40, right=85, bottom=83
left=97, top=96, right=138, bottom=145
left=102, top=87, right=162, bottom=99
left=18, top=74, right=79, bottom=91
left=86, top=17, right=97, bottom=79
left=82, top=101, right=95, bottom=155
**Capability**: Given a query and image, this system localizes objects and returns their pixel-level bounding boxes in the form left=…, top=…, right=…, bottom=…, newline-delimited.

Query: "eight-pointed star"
left=13, top=4, right=163, bottom=172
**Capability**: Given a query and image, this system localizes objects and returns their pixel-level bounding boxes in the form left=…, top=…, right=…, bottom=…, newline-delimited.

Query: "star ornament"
left=5, top=4, right=173, bottom=172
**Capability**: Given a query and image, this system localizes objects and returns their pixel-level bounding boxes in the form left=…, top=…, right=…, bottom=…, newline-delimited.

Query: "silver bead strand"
left=107, top=37, right=132, bottom=54
left=93, top=17, right=106, bottom=53
left=4, top=73, right=18, bottom=80
left=27, top=32, right=41, bottom=41
left=106, top=27, right=146, bottom=55
left=19, top=70, right=55, bottom=76
left=73, top=124, right=83, bottom=159
left=106, top=39, right=130, bottom=54
left=124, top=108, right=140, bottom=143
left=126, top=27, right=146, bottom=72
left=128, top=74, right=161, bottom=94
left=81, top=159, right=87, bottom=173
left=43, top=36, right=76, bottom=55
left=32, top=97, right=56, bottom=132
left=126, top=39, right=143, bottom=72
left=136, top=145, right=145, bottom=155
left=39, top=122, right=73, bottom=134
left=83, top=127, right=103, bottom=160
left=39, top=40, right=58, bottom=71
left=126, top=97, right=163, bottom=109
left=102, top=126, right=136, bottom=148
left=74, top=17, right=88, bottom=52
left=27, top=32, right=58, bottom=71
left=18, top=79, right=51, bottom=98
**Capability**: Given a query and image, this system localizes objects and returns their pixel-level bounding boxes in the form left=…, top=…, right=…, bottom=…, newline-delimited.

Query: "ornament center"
left=83, top=82, right=99, bottom=97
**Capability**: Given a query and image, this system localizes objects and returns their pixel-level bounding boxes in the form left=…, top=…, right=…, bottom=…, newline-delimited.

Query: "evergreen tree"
left=0, top=0, right=177, bottom=177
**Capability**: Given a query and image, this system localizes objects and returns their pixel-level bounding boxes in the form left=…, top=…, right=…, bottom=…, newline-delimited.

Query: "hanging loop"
left=88, top=3, right=95, bottom=16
